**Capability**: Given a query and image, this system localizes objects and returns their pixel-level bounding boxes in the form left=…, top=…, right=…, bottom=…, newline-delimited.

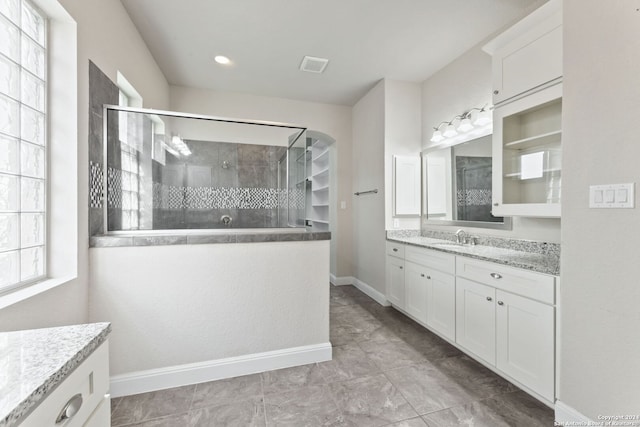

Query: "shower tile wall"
left=88, top=61, right=155, bottom=235
left=88, top=61, right=118, bottom=236
left=153, top=141, right=286, bottom=229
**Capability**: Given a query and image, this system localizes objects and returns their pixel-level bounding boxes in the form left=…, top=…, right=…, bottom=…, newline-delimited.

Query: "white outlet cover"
left=589, top=183, right=635, bottom=208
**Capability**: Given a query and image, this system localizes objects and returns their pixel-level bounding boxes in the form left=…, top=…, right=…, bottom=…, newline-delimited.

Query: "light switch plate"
left=589, top=183, right=635, bottom=208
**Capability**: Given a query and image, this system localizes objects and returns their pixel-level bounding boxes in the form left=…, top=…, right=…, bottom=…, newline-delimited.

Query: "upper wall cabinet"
left=483, top=0, right=562, bottom=106
left=484, top=0, right=563, bottom=218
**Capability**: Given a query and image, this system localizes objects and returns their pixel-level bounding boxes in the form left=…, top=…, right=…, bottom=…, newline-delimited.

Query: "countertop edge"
left=90, top=231, right=331, bottom=247
left=3, top=323, right=112, bottom=427
left=387, top=237, right=559, bottom=276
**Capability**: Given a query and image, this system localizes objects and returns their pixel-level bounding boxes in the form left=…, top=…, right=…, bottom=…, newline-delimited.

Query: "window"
left=0, top=0, right=47, bottom=293
left=118, top=91, right=140, bottom=230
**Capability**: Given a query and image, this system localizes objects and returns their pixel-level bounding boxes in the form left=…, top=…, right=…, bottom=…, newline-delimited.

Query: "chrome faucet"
left=455, top=229, right=467, bottom=244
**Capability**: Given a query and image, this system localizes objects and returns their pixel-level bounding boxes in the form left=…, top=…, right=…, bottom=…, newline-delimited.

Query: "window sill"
left=0, top=275, right=77, bottom=310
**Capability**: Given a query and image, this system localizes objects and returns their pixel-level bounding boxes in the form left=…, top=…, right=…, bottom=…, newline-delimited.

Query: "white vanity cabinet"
left=22, top=341, right=111, bottom=427
left=456, top=257, right=556, bottom=402
left=386, top=243, right=456, bottom=341
left=385, top=242, right=405, bottom=308
left=384, top=240, right=557, bottom=405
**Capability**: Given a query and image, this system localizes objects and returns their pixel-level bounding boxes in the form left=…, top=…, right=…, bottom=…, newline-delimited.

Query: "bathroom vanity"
left=0, top=323, right=111, bottom=427
left=385, top=232, right=558, bottom=407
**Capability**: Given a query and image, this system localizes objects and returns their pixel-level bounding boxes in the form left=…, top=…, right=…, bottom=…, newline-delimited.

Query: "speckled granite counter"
left=387, top=231, right=559, bottom=276
left=0, top=323, right=111, bottom=427
left=90, top=230, right=331, bottom=248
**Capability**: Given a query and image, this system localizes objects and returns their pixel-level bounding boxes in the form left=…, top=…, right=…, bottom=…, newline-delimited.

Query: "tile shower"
left=88, top=62, right=307, bottom=236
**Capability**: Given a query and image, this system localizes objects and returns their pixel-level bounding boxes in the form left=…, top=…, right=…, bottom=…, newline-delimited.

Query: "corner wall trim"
left=110, top=342, right=332, bottom=398
left=330, top=274, right=355, bottom=286
left=330, top=275, right=389, bottom=306
left=554, top=401, right=593, bottom=424
left=353, top=278, right=390, bottom=306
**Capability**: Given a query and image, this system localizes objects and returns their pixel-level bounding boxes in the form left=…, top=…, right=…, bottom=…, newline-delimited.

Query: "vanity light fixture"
left=429, top=104, right=493, bottom=146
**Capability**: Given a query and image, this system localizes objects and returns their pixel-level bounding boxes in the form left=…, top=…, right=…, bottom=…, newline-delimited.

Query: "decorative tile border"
left=456, top=189, right=492, bottom=206
left=151, top=182, right=305, bottom=210
left=89, top=161, right=103, bottom=208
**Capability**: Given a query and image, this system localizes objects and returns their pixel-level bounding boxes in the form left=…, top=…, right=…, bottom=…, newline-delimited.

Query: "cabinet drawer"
left=386, top=241, right=405, bottom=258
left=456, top=257, right=554, bottom=304
left=22, top=341, right=110, bottom=427
left=405, top=245, right=455, bottom=275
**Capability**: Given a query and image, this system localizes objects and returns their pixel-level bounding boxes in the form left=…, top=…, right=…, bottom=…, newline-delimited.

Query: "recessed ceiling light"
left=214, top=55, right=231, bottom=65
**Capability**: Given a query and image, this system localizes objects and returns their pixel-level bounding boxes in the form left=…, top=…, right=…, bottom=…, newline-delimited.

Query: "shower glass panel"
left=102, top=106, right=307, bottom=231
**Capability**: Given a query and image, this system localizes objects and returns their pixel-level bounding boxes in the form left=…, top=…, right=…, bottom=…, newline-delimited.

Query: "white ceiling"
left=120, top=0, right=545, bottom=106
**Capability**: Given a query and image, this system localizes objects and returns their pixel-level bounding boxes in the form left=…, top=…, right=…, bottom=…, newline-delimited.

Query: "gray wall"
left=560, top=0, right=640, bottom=418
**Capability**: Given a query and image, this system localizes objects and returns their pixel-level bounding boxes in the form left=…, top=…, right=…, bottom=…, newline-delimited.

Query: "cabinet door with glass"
left=492, top=83, right=562, bottom=217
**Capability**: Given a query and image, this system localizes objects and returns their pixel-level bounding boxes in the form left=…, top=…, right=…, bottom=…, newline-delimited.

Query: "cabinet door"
left=456, top=278, right=496, bottom=365
left=496, top=290, right=555, bottom=401
left=426, top=269, right=456, bottom=341
left=85, top=395, right=111, bottom=427
left=492, top=83, right=562, bottom=218
left=491, top=8, right=562, bottom=104
left=404, top=261, right=428, bottom=323
left=386, top=255, right=405, bottom=308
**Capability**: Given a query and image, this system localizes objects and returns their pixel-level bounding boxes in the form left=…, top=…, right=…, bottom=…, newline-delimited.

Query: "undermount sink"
left=429, top=241, right=465, bottom=249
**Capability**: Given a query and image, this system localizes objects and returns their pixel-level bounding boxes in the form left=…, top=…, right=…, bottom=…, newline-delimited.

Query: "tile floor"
left=110, top=284, right=554, bottom=426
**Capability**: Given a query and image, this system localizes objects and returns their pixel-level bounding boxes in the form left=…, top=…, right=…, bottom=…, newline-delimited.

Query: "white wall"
left=0, top=0, right=169, bottom=331
left=89, top=241, right=329, bottom=375
left=560, top=0, right=640, bottom=418
left=351, top=81, right=386, bottom=293
left=384, top=80, right=422, bottom=230
left=421, top=39, right=561, bottom=242
left=169, top=86, right=352, bottom=278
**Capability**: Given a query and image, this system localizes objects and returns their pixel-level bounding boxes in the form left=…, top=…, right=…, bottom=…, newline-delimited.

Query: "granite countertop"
left=90, top=229, right=331, bottom=248
left=387, top=235, right=559, bottom=276
left=0, top=322, right=111, bottom=427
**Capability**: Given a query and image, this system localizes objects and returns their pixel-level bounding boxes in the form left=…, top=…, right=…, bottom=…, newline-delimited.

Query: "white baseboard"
left=330, top=274, right=355, bottom=286
left=353, top=278, right=390, bottom=306
left=554, top=401, right=593, bottom=424
left=110, top=342, right=332, bottom=398
left=330, top=274, right=390, bottom=306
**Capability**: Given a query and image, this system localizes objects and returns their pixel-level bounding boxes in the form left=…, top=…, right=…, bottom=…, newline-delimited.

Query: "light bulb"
left=443, top=124, right=458, bottom=138
left=473, top=110, right=491, bottom=126
left=430, top=130, right=444, bottom=143
left=457, top=118, right=473, bottom=133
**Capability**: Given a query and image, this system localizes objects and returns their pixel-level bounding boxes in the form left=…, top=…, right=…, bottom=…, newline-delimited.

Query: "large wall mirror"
left=423, top=135, right=511, bottom=230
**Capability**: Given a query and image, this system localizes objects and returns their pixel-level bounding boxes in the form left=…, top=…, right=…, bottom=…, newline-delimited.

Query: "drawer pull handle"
left=399, top=266, right=403, bottom=270
left=56, top=393, right=83, bottom=424
left=393, top=248, right=398, bottom=252
left=427, top=276, right=431, bottom=280
left=490, top=273, right=502, bottom=280
left=497, top=301, right=505, bottom=306
left=486, top=296, right=493, bottom=302
left=420, top=274, right=425, bottom=277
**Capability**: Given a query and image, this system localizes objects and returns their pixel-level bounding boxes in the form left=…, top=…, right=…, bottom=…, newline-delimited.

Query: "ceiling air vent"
left=299, top=56, right=329, bottom=73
